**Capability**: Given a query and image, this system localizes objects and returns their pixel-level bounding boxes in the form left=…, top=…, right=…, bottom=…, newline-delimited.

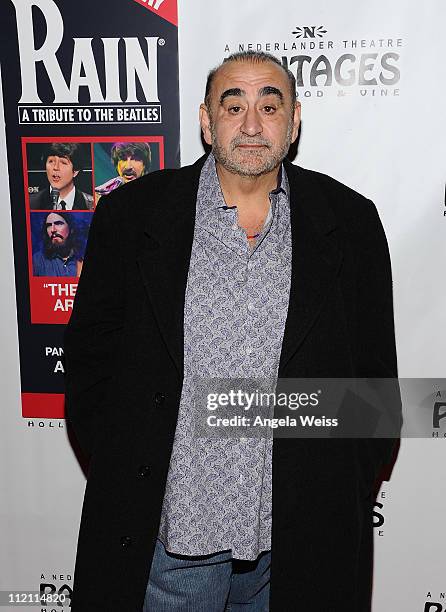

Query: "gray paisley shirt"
left=157, top=153, right=292, bottom=560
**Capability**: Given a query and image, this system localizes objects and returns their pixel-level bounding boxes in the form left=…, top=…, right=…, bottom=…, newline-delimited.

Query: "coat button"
left=138, top=465, right=151, bottom=478
left=120, top=536, right=132, bottom=548
left=154, top=392, right=165, bottom=406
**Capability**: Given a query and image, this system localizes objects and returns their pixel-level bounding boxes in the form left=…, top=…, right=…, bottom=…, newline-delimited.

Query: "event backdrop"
left=0, top=0, right=445, bottom=610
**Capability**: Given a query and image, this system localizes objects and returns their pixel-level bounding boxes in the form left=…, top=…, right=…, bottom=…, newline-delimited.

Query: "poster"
left=0, top=0, right=180, bottom=419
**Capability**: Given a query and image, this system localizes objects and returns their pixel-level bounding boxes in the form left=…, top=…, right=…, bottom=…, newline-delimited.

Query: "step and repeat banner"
left=0, top=0, right=444, bottom=610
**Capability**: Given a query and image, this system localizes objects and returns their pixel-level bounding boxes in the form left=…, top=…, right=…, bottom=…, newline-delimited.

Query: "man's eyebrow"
left=258, top=86, right=284, bottom=100
left=219, top=88, right=245, bottom=104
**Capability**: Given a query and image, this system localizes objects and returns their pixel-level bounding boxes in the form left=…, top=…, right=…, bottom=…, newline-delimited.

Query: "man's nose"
left=240, top=107, right=262, bottom=136
left=53, top=158, right=60, bottom=170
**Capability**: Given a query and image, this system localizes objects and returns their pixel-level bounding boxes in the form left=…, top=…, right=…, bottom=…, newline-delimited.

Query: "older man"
left=64, top=51, right=400, bottom=611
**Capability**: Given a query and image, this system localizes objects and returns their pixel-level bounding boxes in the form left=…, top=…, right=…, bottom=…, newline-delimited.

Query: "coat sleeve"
left=63, top=195, right=125, bottom=458
left=355, top=199, right=402, bottom=476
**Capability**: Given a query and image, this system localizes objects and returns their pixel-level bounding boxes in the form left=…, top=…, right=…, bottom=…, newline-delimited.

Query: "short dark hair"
left=43, top=143, right=83, bottom=171
left=110, top=142, right=151, bottom=173
left=204, top=51, right=296, bottom=110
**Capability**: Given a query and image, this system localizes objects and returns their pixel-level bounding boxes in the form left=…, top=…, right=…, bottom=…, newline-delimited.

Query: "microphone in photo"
left=51, top=189, right=60, bottom=209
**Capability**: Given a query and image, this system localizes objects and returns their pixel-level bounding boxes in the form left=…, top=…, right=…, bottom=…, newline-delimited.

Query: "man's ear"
left=291, top=101, right=301, bottom=143
left=199, top=103, right=213, bottom=146
left=73, top=170, right=79, bottom=179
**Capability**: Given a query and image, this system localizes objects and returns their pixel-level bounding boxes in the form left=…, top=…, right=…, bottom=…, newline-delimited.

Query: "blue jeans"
left=142, top=538, right=271, bottom=611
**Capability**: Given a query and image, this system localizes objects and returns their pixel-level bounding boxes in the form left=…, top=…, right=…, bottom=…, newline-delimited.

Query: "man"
left=112, top=141, right=152, bottom=184
left=94, top=142, right=152, bottom=200
left=30, top=143, right=93, bottom=211
left=64, top=51, right=401, bottom=611
left=33, top=212, right=83, bottom=277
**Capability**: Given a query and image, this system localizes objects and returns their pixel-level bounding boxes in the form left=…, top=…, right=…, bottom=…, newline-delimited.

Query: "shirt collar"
left=271, top=164, right=286, bottom=196
left=49, top=250, right=75, bottom=261
left=50, top=185, right=76, bottom=209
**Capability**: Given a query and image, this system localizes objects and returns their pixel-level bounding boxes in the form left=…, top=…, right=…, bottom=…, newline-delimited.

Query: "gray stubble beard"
left=210, top=116, right=294, bottom=177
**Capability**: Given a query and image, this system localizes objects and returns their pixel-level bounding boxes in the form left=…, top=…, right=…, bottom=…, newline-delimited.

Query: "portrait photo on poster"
left=26, top=141, right=94, bottom=211
left=93, top=137, right=163, bottom=204
left=30, top=211, right=90, bottom=279
left=21, top=136, right=164, bottom=325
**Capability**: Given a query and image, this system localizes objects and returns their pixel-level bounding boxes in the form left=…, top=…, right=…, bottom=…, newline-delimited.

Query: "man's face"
left=45, top=155, right=78, bottom=192
left=199, top=60, right=301, bottom=177
left=45, top=213, right=70, bottom=245
left=116, top=155, right=145, bottom=183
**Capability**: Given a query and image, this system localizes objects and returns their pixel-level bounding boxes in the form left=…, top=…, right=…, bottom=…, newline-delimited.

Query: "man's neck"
left=215, top=162, right=280, bottom=212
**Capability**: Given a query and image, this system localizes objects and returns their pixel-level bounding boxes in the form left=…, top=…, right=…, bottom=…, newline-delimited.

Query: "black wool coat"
left=63, top=154, right=401, bottom=611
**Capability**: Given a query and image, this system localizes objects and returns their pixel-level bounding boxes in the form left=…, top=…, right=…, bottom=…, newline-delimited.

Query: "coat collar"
left=136, top=153, right=342, bottom=378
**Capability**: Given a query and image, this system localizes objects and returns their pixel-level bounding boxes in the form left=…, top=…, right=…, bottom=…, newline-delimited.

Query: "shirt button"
left=137, top=465, right=151, bottom=478
left=247, top=302, right=255, bottom=313
left=120, top=536, right=132, bottom=548
left=154, top=392, right=165, bottom=406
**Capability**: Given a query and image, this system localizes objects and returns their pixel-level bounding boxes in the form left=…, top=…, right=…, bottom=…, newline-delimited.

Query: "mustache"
left=122, top=168, right=137, bottom=176
left=230, top=135, right=272, bottom=150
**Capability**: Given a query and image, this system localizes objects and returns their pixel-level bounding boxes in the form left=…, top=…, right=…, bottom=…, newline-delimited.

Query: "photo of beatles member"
left=28, top=142, right=93, bottom=211
left=93, top=141, right=158, bottom=202
left=31, top=211, right=91, bottom=277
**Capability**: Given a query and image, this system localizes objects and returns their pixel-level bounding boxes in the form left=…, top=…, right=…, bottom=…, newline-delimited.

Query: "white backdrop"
left=1, top=0, right=445, bottom=610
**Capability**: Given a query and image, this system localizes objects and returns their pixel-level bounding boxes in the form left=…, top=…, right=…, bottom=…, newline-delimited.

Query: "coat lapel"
left=136, top=154, right=343, bottom=380
left=136, top=156, right=207, bottom=378
left=278, top=160, right=343, bottom=374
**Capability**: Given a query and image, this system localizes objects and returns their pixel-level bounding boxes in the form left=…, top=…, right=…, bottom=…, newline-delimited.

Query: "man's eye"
left=228, top=106, right=242, bottom=114
left=263, top=106, right=276, bottom=114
